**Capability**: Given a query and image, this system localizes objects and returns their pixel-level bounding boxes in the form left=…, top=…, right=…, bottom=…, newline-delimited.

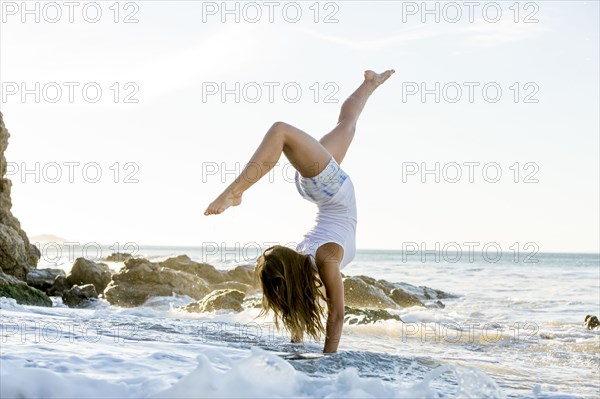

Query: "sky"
left=0, top=0, right=598, bottom=253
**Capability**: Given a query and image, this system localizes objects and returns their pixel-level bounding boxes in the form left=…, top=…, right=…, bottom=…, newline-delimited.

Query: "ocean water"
left=1, top=247, right=599, bottom=398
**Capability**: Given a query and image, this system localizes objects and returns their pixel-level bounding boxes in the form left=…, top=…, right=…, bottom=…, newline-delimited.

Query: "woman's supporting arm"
left=316, top=243, right=346, bottom=354
left=323, top=295, right=344, bottom=353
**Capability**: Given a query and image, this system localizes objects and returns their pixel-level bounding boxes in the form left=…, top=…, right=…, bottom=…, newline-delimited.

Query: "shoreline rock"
left=181, top=289, right=245, bottom=313
left=62, top=284, right=98, bottom=308
left=343, top=276, right=400, bottom=309
left=343, top=275, right=455, bottom=310
left=104, top=255, right=261, bottom=307
left=67, top=258, right=112, bottom=295
left=100, top=254, right=456, bottom=313
left=160, top=255, right=224, bottom=284
left=27, top=268, right=66, bottom=292
left=0, top=270, right=52, bottom=307
left=104, top=257, right=212, bottom=307
left=0, top=112, right=39, bottom=281
left=0, top=112, right=52, bottom=307
left=104, top=252, right=133, bottom=262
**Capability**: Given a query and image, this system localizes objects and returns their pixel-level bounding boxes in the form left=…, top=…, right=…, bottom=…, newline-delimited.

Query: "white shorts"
left=294, top=157, right=348, bottom=204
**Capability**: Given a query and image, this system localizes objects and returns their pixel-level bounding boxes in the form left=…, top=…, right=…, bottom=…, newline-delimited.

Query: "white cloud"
left=458, top=20, right=548, bottom=47
left=296, top=26, right=441, bottom=51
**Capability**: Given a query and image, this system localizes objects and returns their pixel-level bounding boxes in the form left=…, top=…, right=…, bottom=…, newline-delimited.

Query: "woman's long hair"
left=255, top=245, right=327, bottom=342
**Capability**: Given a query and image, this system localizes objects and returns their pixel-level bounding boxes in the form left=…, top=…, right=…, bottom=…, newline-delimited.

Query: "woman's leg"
left=319, top=69, right=395, bottom=165
left=204, top=69, right=395, bottom=216
left=204, top=121, right=331, bottom=215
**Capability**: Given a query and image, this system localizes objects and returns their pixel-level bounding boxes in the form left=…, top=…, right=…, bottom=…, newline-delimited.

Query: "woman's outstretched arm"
left=316, top=243, right=346, bottom=353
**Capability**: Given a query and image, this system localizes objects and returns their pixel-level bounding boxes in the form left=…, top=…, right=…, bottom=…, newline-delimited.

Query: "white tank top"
left=295, top=158, right=357, bottom=269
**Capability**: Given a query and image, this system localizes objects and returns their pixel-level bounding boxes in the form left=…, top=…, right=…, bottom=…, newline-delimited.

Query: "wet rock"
left=62, top=284, right=98, bottom=308
left=47, top=275, right=72, bottom=297
left=343, top=276, right=399, bottom=309
left=0, top=224, right=32, bottom=281
left=356, top=276, right=424, bottom=307
left=0, top=270, right=52, bottom=307
left=584, top=315, right=599, bottom=330
left=27, top=268, right=66, bottom=292
left=344, top=306, right=402, bottom=325
left=389, top=288, right=423, bottom=308
left=104, top=252, right=133, bottom=262
left=420, top=286, right=454, bottom=300
left=0, top=113, right=39, bottom=280
left=160, top=255, right=224, bottom=284
left=67, top=258, right=112, bottom=294
left=355, top=275, right=455, bottom=308
left=104, top=257, right=211, bottom=307
left=430, top=300, right=446, bottom=309
left=181, top=289, right=245, bottom=313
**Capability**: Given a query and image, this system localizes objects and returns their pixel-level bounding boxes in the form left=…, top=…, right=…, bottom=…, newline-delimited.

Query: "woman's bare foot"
left=204, top=189, right=242, bottom=215
left=364, top=69, right=395, bottom=87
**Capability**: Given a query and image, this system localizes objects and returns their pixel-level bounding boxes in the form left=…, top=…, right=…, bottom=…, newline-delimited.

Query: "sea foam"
left=1, top=345, right=505, bottom=399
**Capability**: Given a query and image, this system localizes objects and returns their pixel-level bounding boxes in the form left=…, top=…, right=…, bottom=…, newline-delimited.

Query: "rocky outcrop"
left=0, top=270, right=52, bottom=306
left=0, top=113, right=49, bottom=307
left=104, top=255, right=261, bottom=307
left=62, top=284, right=98, bottom=308
left=104, top=257, right=212, bottom=307
left=0, top=113, right=39, bottom=281
left=343, top=275, right=455, bottom=310
left=67, top=258, right=112, bottom=294
left=181, top=289, right=245, bottom=313
left=104, top=252, right=133, bottom=262
left=103, top=254, right=453, bottom=314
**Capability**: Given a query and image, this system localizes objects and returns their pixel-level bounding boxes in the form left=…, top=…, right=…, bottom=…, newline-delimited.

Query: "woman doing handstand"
left=204, top=69, right=395, bottom=353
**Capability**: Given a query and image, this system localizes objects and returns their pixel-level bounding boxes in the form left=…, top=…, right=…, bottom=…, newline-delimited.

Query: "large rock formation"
left=0, top=112, right=40, bottom=281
